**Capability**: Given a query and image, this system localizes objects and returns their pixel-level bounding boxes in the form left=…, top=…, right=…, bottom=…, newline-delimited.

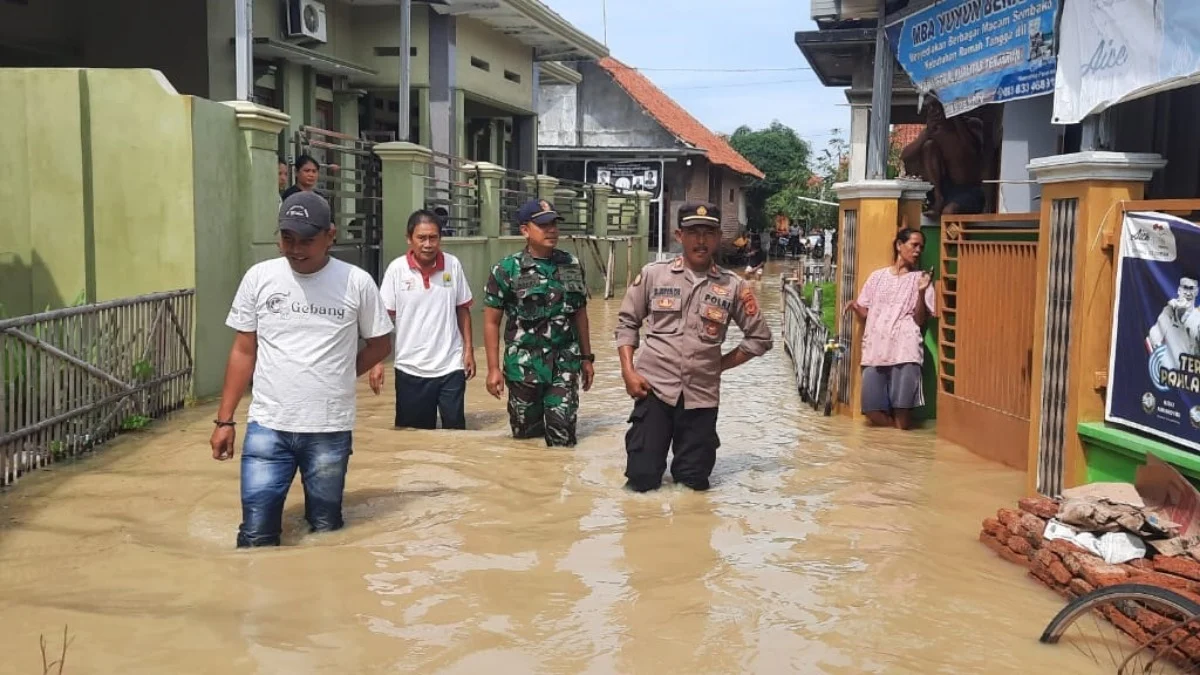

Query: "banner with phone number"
left=886, top=0, right=1058, bottom=117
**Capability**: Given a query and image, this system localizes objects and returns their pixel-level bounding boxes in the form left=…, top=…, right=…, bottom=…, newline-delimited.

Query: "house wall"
left=997, top=96, right=1057, bottom=213
left=455, top=17, right=534, bottom=113
left=349, top=3, right=431, bottom=89
left=1, top=0, right=210, bottom=96
left=538, top=82, right=578, bottom=147
left=574, top=62, right=679, bottom=148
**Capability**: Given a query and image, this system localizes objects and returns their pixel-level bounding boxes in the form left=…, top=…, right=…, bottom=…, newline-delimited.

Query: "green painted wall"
left=918, top=221, right=940, bottom=421
left=0, top=69, right=87, bottom=316
left=86, top=69, right=197, bottom=302
left=455, top=17, right=534, bottom=113
left=1080, top=422, right=1200, bottom=488
left=190, top=98, right=243, bottom=399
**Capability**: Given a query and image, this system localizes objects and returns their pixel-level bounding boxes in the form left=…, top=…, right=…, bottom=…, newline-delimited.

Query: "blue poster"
left=1107, top=212, right=1200, bottom=453
left=886, top=0, right=1059, bottom=117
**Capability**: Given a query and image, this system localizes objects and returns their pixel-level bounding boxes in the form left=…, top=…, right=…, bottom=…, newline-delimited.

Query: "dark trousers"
left=394, top=369, right=467, bottom=430
left=624, top=393, right=719, bottom=492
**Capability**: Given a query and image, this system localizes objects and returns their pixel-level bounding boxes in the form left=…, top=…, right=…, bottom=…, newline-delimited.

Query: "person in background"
left=743, top=237, right=767, bottom=278
left=210, top=191, right=393, bottom=547
left=483, top=199, right=595, bottom=447
left=369, top=210, right=475, bottom=430
left=278, top=157, right=289, bottom=194
left=615, top=202, right=773, bottom=492
left=281, top=154, right=322, bottom=202
left=843, top=228, right=936, bottom=430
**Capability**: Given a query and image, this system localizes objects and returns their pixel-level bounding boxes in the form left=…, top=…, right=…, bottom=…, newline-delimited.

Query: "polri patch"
left=740, top=286, right=759, bottom=317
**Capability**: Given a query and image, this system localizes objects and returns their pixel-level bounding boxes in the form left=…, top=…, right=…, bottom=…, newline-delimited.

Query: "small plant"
left=40, top=625, right=72, bottom=675
left=119, top=414, right=152, bottom=431
left=131, top=359, right=155, bottom=381
left=49, top=440, right=67, bottom=461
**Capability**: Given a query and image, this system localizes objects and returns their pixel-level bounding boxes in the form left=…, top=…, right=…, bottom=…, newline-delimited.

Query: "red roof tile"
left=597, top=57, right=765, bottom=179
left=891, top=124, right=924, bottom=148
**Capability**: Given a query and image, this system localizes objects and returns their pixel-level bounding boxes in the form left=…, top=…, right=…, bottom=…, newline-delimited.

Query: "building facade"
left=537, top=57, right=763, bottom=255
left=0, top=0, right=606, bottom=172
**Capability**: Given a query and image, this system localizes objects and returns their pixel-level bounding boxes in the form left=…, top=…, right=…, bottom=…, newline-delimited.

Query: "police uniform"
left=484, top=200, right=590, bottom=447
left=614, top=203, right=773, bottom=491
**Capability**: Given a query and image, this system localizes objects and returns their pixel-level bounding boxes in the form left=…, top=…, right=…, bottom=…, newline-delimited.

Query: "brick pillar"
left=1025, top=151, right=1166, bottom=495
left=376, top=141, right=433, bottom=266
left=223, top=101, right=291, bottom=268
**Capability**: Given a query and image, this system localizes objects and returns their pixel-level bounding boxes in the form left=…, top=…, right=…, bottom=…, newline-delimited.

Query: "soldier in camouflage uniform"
left=483, top=199, right=595, bottom=447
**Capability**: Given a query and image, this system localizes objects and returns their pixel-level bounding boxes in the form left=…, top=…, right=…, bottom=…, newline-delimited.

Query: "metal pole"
left=866, top=0, right=893, bottom=179
left=399, top=0, right=413, bottom=141
left=796, top=195, right=840, bottom=208
left=235, top=0, right=254, bottom=101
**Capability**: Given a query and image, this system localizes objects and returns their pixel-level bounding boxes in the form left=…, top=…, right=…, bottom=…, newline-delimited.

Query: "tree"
left=729, top=122, right=814, bottom=231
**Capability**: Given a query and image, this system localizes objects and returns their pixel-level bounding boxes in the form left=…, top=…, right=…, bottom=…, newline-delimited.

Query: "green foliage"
left=132, top=359, right=155, bottom=381
left=729, top=122, right=814, bottom=231
left=120, top=414, right=152, bottom=431
left=802, top=281, right=837, bottom=333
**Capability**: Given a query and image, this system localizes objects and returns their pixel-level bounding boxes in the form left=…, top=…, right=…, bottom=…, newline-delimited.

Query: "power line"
left=610, top=65, right=811, bottom=73
left=662, top=79, right=812, bottom=91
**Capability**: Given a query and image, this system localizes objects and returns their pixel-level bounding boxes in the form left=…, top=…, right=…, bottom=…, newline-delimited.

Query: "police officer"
left=483, top=199, right=595, bottom=447
left=614, top=202, right=773, bottom=491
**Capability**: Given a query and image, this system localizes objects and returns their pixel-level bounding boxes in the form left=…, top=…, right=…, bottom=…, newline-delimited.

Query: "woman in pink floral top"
left=844, top=229, right=936, bottom=429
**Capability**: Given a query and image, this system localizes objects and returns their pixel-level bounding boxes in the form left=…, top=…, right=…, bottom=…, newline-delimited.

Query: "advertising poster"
left=589, top=162, right=662, bottom=199
left=886, top=0, right=1058, bottom=117
left=1107, top=211, right=1200, bottom=452
left=1054, top=0, right=1200, bottom=124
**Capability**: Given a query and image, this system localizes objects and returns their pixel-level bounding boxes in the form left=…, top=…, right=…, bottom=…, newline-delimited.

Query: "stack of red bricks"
left=981, top=496, right=1200, bottom=662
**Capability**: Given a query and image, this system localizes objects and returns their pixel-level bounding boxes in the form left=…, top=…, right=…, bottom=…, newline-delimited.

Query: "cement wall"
left=538, top=83, right=578, bottom=147
left=997, top=96, right=1057, bottom=213
left=456, top=17, right=534, bottom=113
left=350, top=4, right=431, bottom=89
left=574, top=62, right=678, bottom=149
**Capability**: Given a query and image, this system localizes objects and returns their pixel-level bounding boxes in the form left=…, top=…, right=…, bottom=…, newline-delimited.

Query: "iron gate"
left=293, top=127, right=384, bottom=280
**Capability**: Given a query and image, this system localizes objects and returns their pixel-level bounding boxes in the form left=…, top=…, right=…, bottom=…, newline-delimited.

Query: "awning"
left=252, top=38, right=376, bottom=79
left=433, top=0, right=608, bottom=61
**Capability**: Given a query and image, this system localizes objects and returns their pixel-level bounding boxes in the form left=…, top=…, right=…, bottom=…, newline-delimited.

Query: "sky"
left=540, top=0, right=850, bottom=153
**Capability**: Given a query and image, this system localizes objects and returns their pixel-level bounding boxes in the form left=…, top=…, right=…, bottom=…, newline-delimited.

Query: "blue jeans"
left=237, top=422, right=353, bottom=548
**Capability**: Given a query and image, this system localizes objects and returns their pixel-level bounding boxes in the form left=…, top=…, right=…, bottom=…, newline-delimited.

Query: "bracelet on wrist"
left=214, top=419, right=236, bottom=428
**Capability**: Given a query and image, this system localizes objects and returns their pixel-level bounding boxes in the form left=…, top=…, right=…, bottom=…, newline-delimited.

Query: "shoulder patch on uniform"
left=740, top=285, right=759, bottom=317
left=631, top=272, right=642, bottom=287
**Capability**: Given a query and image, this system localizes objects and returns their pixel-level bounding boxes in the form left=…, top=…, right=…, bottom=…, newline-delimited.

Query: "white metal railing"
left=782, top=277, right=832, bottom=407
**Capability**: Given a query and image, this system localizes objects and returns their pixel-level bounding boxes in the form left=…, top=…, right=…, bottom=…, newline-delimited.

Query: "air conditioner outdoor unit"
left=286, top=0, right=328, bottom=45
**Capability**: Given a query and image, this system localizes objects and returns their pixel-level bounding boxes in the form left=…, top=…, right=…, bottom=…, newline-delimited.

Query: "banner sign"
left=1107, top=212, right=1200, bottom=453
left=587, top=162, right=662, bottom=199
left=1054, top=0, right=1200, bottom=125
left=886, top=0, right=1058, bottom=117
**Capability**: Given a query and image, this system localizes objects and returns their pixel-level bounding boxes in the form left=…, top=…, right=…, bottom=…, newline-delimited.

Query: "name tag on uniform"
left=513, top=275, right=541, bottom=292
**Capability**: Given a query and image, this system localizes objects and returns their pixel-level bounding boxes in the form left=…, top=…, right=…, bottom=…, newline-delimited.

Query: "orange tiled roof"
left=596, top=57, right=765, bottom=179
left=891, top=124, right=924, bottom=148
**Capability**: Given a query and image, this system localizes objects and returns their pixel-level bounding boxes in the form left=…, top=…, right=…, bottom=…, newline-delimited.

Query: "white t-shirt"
left=225, top=257, right=393, bottom=433
left=379, top=252, right=473, bottom=378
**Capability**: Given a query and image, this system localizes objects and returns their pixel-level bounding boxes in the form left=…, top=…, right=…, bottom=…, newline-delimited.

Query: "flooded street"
left=0, top=265, right=1104, bottom=674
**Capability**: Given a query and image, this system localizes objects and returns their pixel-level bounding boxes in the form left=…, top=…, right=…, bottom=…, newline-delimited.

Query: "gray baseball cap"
left=279, top=191, right=332, bottom=237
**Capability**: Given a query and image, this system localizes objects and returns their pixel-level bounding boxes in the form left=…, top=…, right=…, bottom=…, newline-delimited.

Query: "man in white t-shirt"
left=369, top=210, right=475, bottom=429
left=210, top=191, right=394, bottom=548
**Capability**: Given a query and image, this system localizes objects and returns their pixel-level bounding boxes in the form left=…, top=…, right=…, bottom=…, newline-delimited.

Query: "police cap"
left=679, top=202, right=721, bottom=228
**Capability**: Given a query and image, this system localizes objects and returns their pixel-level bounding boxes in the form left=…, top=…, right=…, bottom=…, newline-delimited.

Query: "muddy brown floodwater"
left=0, top=264, right=1107, bottom=674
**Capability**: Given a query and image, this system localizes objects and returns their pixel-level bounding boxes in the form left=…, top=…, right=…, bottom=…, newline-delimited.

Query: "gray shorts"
left=861, top=364, right=925, bottom=413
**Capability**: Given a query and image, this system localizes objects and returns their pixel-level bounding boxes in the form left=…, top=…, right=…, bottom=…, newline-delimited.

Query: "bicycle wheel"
left=1041, top=583, right=1200, bottom=673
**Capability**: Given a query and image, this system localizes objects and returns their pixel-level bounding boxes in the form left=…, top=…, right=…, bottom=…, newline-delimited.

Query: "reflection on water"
left=0, top=264, right=1098, bottom=673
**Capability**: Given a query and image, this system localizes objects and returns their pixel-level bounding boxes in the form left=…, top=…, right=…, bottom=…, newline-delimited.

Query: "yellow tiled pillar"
left=1025, top=152, right=1166, bottom=495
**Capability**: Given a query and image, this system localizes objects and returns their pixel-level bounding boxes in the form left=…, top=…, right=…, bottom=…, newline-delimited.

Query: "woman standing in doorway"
left=844, top=229, right=936, bottom=430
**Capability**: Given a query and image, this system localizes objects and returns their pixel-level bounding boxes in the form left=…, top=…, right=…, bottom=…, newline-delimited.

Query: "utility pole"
left=235, top=0, right=254, bottom=101
left=399, top=0, right=412, bottom=141
left=866, top=0, right=893, bottom=179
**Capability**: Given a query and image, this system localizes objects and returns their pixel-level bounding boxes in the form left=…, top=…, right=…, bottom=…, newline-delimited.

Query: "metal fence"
left=551, top=177, right=593, bottom=235
left=782, top=278, right=832, bottom=407
left=0, top=290, right=195, bottom=487
left=293, top=126, right=384, bottom=279
left=607, top=192, right=639, bottom=235
left=424, top=151, right=482, bottom=237
left=499, top=167, right=540, bottom=235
